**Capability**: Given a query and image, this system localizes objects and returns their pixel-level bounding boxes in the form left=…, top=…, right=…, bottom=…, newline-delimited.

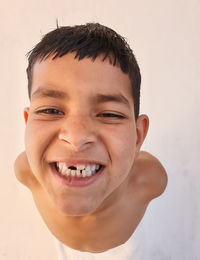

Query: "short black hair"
left=26, top=23, right=141, bottom=119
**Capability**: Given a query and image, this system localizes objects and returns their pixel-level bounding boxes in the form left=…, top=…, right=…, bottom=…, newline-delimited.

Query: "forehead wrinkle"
left=31, top=86, right=68, bottom=101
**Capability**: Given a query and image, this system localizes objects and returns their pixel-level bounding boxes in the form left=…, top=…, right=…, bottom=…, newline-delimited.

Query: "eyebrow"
left=31, top=87, right=68, bottom=100
left=31, top=87, right=131, bottom=108
left=94, top=93, right=130, bottom=108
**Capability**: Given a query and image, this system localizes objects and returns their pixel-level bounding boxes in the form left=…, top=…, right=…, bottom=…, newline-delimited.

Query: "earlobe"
left=136, top=114, right=149, bottom=153
left=24, top=107, right=30, bottom=124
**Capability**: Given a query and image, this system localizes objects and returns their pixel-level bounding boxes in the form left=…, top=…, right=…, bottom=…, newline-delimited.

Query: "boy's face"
left=24, top=53, right=148, bottom=216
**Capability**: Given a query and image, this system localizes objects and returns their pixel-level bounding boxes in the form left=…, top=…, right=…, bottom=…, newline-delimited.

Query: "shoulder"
left=130, top=151, right=168, bottom=202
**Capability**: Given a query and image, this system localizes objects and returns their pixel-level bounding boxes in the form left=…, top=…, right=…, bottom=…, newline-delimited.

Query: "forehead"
left=31, top=53, right=134, bottom=107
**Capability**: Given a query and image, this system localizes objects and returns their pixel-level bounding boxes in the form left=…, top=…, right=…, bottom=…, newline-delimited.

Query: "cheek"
left=104, top=125, right=137, bottom=172
left=25, top=121, right=56, bottom=168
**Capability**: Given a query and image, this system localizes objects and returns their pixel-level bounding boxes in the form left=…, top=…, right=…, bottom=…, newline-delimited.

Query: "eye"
left=97, top=112, right=125, bottom=119
left=36, top=108, right=64, bottom=115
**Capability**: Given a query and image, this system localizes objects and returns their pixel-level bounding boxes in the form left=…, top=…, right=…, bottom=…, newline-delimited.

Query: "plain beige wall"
left=0, top=0, right=199, bottom=259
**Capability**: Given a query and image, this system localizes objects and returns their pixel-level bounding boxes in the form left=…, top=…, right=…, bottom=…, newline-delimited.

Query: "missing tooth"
left=68, top=166, right=77, bottom=170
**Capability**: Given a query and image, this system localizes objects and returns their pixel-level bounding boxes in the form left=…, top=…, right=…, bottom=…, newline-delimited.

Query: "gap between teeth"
left=56, top=163, right=101, bottom=177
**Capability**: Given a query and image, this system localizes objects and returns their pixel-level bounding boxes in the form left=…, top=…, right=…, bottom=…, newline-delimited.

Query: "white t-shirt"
left=55, top=219, right=146, bottom=260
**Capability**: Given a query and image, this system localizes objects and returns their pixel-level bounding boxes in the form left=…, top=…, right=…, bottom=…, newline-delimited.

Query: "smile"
left=50, top=161, right=104, bottom=187
left=55, top=162, right=102, bottom=178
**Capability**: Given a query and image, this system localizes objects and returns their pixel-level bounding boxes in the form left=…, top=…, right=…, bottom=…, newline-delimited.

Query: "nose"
left=58, top=115, right=97, bottom=151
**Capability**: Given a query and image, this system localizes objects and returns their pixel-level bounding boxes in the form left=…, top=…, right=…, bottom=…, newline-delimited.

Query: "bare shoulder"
left=130, top=151, right=168, bottom=202
left=14, top=151, right=39, bottom=190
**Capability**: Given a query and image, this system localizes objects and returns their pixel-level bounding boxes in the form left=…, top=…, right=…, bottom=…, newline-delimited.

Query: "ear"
left=135, top=114, right=149, bottom=157
left=24, top=107, right=30, bottom=124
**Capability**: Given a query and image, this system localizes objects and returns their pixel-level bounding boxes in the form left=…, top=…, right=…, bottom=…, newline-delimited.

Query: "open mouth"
left=54, top=162, right=103, bottom=179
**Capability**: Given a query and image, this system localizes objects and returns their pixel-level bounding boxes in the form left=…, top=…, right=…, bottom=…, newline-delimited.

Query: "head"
left=26, top=23, right=141, bottom=119
left=24, top=23, right=149, bottom=217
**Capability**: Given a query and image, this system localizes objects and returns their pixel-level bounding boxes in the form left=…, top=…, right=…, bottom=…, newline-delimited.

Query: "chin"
left=59, top=207, right=95, bottom=217
left=55, top=199, right=98, bottom=217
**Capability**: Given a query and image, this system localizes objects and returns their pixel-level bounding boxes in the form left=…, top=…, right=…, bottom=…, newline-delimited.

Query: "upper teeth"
left=56, top=162, right=101, bottom=178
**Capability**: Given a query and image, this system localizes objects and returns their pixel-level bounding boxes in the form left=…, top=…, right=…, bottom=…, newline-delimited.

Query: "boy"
left=14, top=23, right=167, bottom=258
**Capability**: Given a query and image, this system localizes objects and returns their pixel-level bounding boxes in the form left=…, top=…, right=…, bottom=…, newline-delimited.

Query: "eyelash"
left=35, top=109, right=125, bottom=119
left=97, top=113, right=125, bottom=119
left=36, top=108, right=64, bottom=115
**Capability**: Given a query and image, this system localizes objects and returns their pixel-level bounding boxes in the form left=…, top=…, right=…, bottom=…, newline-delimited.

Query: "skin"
left=14, top=53, right=168, bottom=252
